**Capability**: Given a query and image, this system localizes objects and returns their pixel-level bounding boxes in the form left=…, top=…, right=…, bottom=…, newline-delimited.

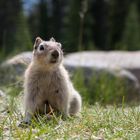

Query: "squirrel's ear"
left=50, top=37, right=56, bottom=42
left=34, top=37, right=43, bottom=46
left=57, top=43, right=62, bottom=48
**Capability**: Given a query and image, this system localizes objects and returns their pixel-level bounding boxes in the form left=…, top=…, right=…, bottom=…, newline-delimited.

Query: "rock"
left=5, top=51, right=32, bottom=66
left=64, top=51, right=140, bottom=81
left=0, top=90, right=5, bottom=97
left=64, top=51, right=140, bottom=101
left=0, top=52, right=32, bottom=86
left=1, top=51, right=140, bottom=101
left=64, top=51, right=140, bottom=100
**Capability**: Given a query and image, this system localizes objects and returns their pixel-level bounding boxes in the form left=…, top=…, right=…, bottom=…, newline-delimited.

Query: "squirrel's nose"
left=51, top=50, right=59, bottom=59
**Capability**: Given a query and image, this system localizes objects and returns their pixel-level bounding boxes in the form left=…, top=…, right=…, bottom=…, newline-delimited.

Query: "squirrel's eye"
left=34, top=46, right=37, bottom=50
left=39, top=45, right=44, bottom=51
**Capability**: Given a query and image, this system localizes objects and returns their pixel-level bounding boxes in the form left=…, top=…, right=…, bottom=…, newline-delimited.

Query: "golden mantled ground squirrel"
left=22, top=37, right=82, bottom=124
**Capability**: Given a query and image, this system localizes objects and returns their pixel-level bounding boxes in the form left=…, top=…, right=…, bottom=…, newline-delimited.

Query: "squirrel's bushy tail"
left=69, top=91, right=82, bottom=115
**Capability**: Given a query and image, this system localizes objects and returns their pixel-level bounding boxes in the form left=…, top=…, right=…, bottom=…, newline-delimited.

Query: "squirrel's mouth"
left=50, top=59, right=58, bottom=63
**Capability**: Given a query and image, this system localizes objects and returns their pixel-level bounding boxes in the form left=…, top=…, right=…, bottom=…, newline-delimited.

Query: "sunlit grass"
left=0, top=93, right=140, bottom=140
left=0, top=69, right=140, bottom=139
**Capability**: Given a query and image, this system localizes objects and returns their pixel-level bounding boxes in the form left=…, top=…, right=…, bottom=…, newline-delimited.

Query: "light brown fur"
left=22, top=37, right=82, bottom=124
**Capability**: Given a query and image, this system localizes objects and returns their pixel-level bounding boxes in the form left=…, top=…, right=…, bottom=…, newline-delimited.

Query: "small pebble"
left=0, top=90, right=5, bottom=97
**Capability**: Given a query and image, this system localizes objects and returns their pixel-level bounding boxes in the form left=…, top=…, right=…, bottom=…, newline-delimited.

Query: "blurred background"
left=0, top=0, right=140, bottom=60
left=1, top=0, right=140, bottom=104
left=1, top=1, right=140, bottom=137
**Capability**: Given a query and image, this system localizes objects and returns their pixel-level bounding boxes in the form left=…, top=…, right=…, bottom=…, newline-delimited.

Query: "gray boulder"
left=0, top=52, right=32, bottom=85
left=64, top=51, right=140, bottom=101
left=1, top=51, right=140, bottom=101
left=64, top=51, right=140, bottom=80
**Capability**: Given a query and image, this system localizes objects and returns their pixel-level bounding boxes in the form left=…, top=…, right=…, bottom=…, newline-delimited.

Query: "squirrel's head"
left=33, top=37, right=63, bottom=68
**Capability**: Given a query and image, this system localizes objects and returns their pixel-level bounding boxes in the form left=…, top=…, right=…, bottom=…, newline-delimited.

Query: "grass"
left=0, top=92, right=140, bottom=140
left=73, top=69, right=140, bottom=104
left=0, top=68, right=140, bottom=139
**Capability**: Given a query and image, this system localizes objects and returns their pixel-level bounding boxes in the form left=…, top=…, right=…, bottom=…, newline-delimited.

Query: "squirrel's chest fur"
left=24, top=64, right=69, bottom=109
